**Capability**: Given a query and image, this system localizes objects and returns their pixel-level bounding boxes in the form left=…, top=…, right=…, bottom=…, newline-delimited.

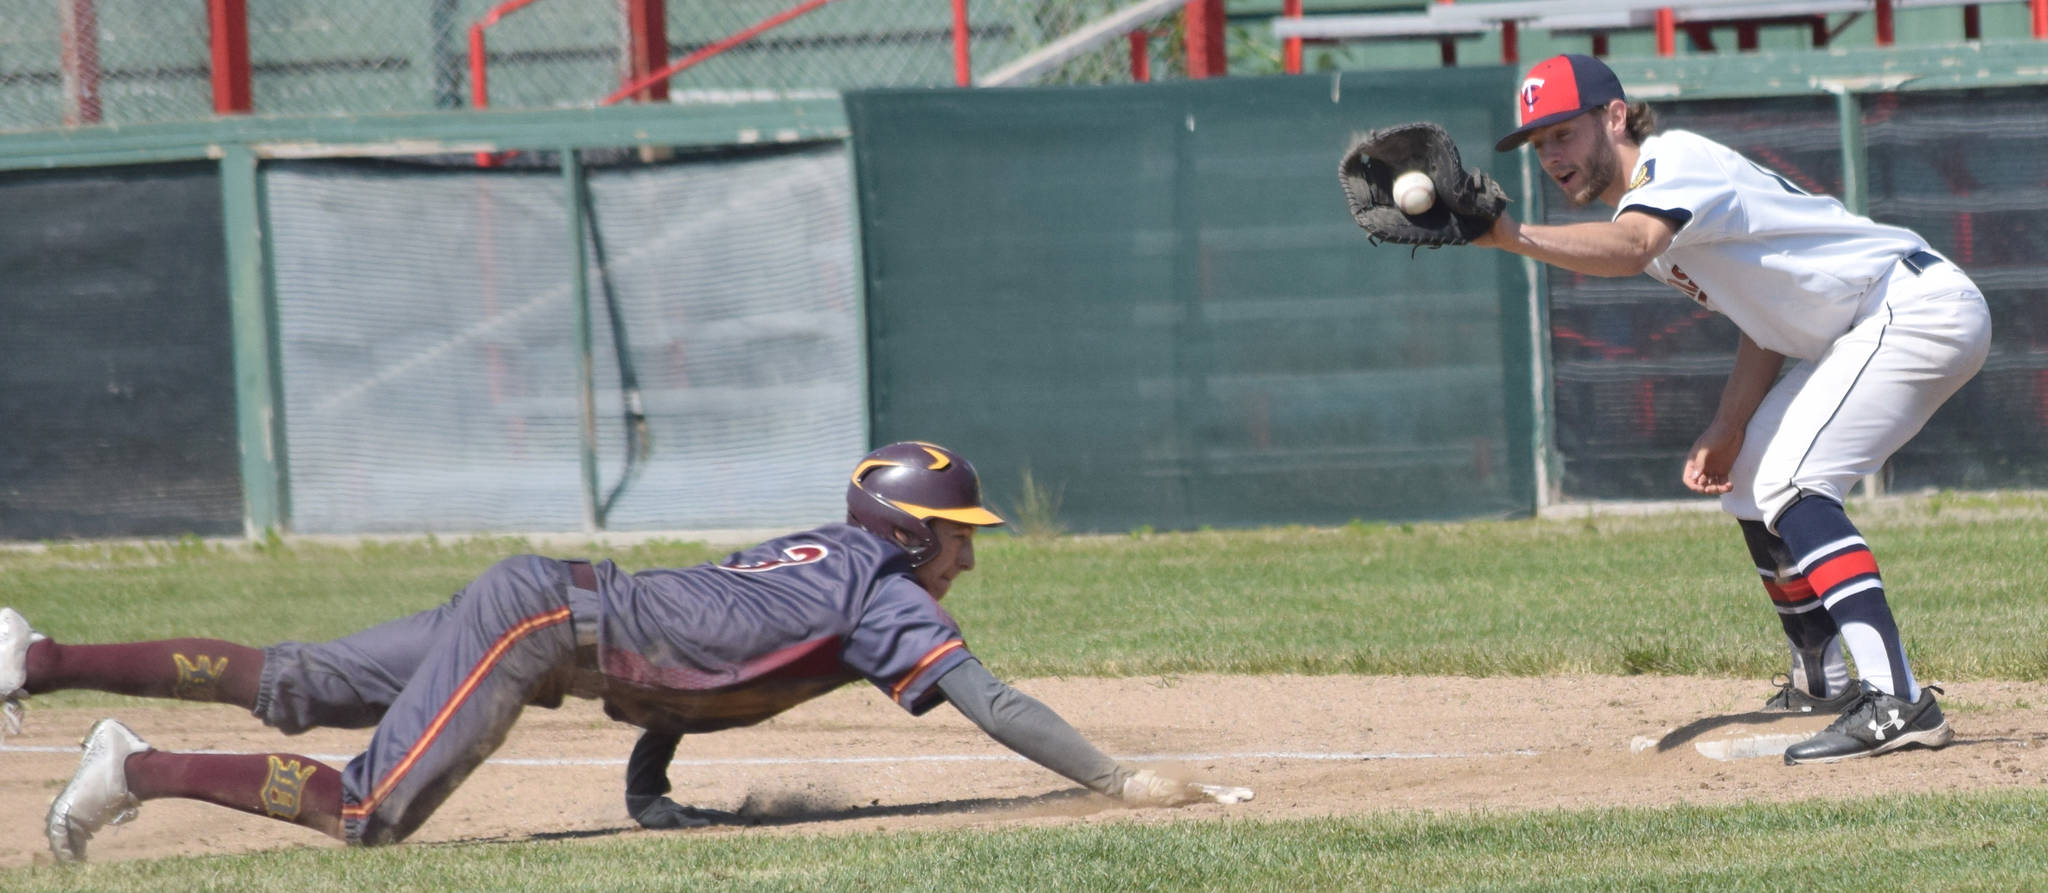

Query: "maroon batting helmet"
left=846, top=441, right=1004, bottom=566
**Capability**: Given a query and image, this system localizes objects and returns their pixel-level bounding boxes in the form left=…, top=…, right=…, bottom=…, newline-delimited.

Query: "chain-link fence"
left=0, top=0, right=1211, bottom=133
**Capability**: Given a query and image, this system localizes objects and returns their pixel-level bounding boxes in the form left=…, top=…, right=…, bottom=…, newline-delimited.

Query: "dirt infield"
left=5, top=674, right=2046, bottom=867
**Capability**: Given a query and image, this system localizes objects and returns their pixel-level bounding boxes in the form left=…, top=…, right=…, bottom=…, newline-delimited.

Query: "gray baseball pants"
left=253, top=554, right=600, bottom=845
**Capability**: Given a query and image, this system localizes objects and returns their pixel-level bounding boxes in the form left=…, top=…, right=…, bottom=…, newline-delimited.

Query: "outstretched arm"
left=1474, top=210, right=1678, bottom=278
left=933, top=658, right=1250, bottom=806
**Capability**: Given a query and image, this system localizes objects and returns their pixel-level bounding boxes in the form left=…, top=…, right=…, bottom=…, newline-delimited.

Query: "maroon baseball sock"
left=24, top=639, right=263, bottom=707
left=125, top=750, right=345, bottom=839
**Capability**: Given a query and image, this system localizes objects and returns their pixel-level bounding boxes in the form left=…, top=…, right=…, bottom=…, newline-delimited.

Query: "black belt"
left=566, top=560, right=597, bottom=591
left=1901, top=249, right=1945, bottom=275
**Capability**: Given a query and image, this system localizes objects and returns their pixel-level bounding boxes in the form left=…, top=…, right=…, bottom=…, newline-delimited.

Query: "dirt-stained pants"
left=253, top=554, right=598, bottom=845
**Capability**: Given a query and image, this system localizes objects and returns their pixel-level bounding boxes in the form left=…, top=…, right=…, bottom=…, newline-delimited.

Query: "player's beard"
left=1566, top=136, right=1620, bottom=207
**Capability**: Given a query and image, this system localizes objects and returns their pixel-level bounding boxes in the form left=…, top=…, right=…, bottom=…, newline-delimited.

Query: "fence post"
left=624, top=0, right=670, bottom=102
left=1283, top=0, right=1302, bottom=75
left=1831, top=85, right=1884, bottom=497
left=564, top=149, right=601, bottom=532
left=222, top=145, right=288, bottom=537
left=1185, top=0, right=1226, bottom=78
left=209, top=0, right=252, bottom=114
left=954, top=0, right=972, bottom=86
left=59, top=0, right=101, bottom=125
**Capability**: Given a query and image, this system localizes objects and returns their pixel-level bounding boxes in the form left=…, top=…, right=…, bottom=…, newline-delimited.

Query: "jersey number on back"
left=719, top=544, right=829, bottom=573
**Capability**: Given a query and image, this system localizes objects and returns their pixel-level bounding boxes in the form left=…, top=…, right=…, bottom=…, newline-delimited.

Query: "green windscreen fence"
left=1869, top=87, right=2048, bottom=491
left=849, top=70, right=1535, bottom=533
left=266, top=146, right=865, bottom=535
left=0, top=163, right=240, bottom=539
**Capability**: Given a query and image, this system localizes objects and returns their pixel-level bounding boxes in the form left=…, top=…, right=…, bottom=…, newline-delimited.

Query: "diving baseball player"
left=1479, top=54, right=1988, bottom=764
left=1, top=441, right=1251, bottom=861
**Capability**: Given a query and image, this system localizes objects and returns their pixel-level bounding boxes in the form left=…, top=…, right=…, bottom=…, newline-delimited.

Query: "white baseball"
left=1393, top=170, right=1435, bottom=215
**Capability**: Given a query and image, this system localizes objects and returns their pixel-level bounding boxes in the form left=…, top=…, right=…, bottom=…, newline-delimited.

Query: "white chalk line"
left=0, top=745, right=1538, bottom=767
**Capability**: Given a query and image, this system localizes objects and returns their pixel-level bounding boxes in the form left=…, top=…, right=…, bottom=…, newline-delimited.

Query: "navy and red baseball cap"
left=1495, top=54, right=1627, bottom=152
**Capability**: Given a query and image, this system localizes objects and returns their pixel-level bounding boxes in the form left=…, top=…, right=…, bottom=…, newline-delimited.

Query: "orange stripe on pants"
left=340, top=606, right=571, bottom=821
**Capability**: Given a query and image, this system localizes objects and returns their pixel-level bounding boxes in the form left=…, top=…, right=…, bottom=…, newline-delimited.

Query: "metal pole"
left=625, top=0, right=670, bottom=103
left=564, top=148, right=600, bottom=531
left=58, top=0, right=101, bottom=125
left=1831, top=86, right=1883, bottom=498
left=222, top=145, right=287, bottom=536
left=1283, top=0, right=1302, bottom=75
left=208, top=0, right=251, bottom=114
left=954, top=0, right=972, bottom=86
left=1184, top=0, right=1225, bottom=78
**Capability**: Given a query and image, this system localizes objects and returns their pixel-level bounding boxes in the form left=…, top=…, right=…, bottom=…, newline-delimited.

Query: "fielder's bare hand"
left=1683, top=423, right=1744, bottom=494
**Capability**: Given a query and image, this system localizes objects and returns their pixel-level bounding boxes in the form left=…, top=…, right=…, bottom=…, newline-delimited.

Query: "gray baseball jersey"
left=587, top=523, right=971, bottom=734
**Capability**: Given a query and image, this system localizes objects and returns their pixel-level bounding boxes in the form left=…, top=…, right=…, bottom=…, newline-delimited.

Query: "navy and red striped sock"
left=1739, top=519, right=1846, bottom=696
left=1774, top=495, right=1919, bottom=700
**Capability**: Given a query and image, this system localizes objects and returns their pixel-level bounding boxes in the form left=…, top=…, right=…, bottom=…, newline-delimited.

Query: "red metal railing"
left=165, top=0, right=2048, bottom=138
left=601, top=0, right=845, bottom=106
left=468, top=0, right=549, bottom=111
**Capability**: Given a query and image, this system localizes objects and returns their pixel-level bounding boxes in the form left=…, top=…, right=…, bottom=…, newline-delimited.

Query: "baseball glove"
left=1339, top=121, right=1508, bottom=247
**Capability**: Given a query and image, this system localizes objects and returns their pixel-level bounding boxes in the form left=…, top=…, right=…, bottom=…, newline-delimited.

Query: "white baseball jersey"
left=1614, top=129, right=1929, bottom=360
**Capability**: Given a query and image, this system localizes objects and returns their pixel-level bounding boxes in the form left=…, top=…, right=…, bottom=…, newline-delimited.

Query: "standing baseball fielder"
left=0, top=441, right=1250, bottom=861
left=1480, top=54, right=1989, bottom=764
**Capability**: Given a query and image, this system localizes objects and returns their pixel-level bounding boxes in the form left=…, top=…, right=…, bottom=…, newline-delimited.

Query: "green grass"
left=8, top=790, right=2048, bottom=891
left=6, top=491, right=2048, bottom=887
left=21, top=494, right=2045, bottom=684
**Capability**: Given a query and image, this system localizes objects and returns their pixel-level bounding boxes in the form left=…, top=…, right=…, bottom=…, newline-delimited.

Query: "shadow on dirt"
left=731, top=786, right=1101, bottom=825
left=493, top=788, right=1104, bottom=844
left=1649, top=711, right=1818, bottom=753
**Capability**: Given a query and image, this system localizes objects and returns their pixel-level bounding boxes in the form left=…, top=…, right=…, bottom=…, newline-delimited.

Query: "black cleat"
left=1760, top=674, right=1862, bottom=715
left=1783, top=682, right=1953, bottom=765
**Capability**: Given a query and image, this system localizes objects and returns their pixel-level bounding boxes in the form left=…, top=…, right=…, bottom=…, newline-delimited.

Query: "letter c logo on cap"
left=1519, top=77, right=1545, bottom=113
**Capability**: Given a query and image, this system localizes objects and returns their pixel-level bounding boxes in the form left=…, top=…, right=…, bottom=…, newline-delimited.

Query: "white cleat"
left=47, top=718, right=151, bottom=864
left=0, top=607, right=46, bottom=739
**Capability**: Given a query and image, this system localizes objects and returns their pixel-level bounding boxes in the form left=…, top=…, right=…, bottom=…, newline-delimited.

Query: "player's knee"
left=1758, top=480, right=1849, bottom=535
